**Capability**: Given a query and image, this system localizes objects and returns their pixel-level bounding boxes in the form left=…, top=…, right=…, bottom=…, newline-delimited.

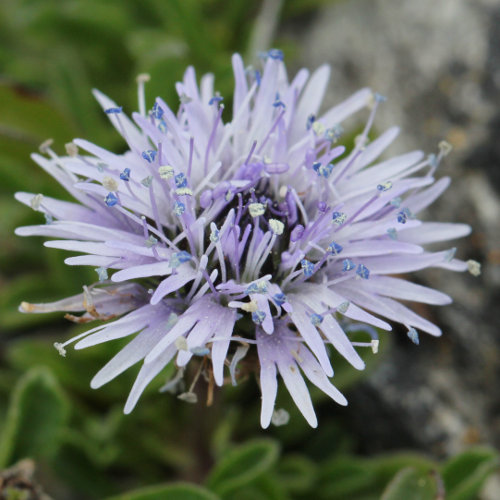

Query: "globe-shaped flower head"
left=16, top=50, right=476, bottom=427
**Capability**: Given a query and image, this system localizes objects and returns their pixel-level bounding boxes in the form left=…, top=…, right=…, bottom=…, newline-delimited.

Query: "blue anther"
left=312, top=161, right=334, bottom=178
left=273, top=92, right=285, bottom=109
left=152, top=102, right=164, bottom=119
left=397, top=207, right=412, bottom=224
left=310, top=313, right=324, bottom=326
left=169, top=251, right=192, bottom=268
left=325, top=124, right=343, bottom=142
left=273, top=293, right=287, bottom=307
left=174, top=173, right=187, bottom=188
left=328, top=241, right=343, bottom=255
left=356, top=264, right=370, bottom=279
left=105, top=107, right=122, bottom=114
left=255, top=70, right=261, bottom=86
left=208, top=95, right=224, bottom=106
left=301, top=259, right=315, bottom=278
left=342, top=258, right=355, bottom=272
left=142, top=149, right=157, bottom=163
left=267, top=48, right=284, bottom=61
left=105, top=192, right=118, bottom=207
left=374, top=92, right=387, bottom=103
left=44, top=213, right=53, bottom=225
left=174, top=201, right=185, bottom=215
left=251, top=310, right=266, bottom=325
left=407, top=327, right=419, bottom=345
left=120, top=168, right=131, bottom=181
left=377, top=181, right=393, bottom=192
left=332, top=211, right=347, bottom=225
left=245, top=281, right=268, bottom=295
left=306, top=114, right=316, bottom=130
left=157, top=119, right=167, bottom=133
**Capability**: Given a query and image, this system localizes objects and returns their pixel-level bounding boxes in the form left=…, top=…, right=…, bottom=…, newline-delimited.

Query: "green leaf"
left=206, top=439, right=280, bottom=496
left=0, top=366, right=69, bottom=467
left=318, top=456, right=376, bottom=499
left=442, top=447, right=499, bottom=500
left=106, top=482, right=220, bottom=500
left=381, top=467, right=442, bottom=500
left=277, top=455, right=316, bottom=495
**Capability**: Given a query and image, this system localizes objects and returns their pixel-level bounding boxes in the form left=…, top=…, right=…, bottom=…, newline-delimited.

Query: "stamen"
left=444, top=247, right=456, bottom=262
left=230, top=344, right=249, bottom=386
left=95, top=267, right=108, bottom=281
left=251, top=310, right=266, bottom=325
left=53, top=342, right=67, bottom=357
left=301, top=259, right=314, bottom=278
left=248, top=202, right=266, bottom=218
left=141, top=176, right=153, bottom=188
left=337, top=301, right=350, bottom=314
left=169, top=251, right=192, bottom=268
left=142, top=150, right=157, bottom=163
left=331, top=211, right=347, bottom=225
left=377, top=181, right=393, bottom=192
left=407, top=327, right=419, bottom=345
left=327, top=241, right=343, bottom=255
left=120, top=168, right=131, bottom=181
left=269, top=219, right=284, bottom=235
left=102, top=176, right=118, bottom=191
left=65, top=142, right=78, bottom=157
left=310, top=313, right=323, bottom=326
left=30, top=194, right=43, bottom=211
left=174, top=201, right=186, bottom=215
left=104, top=192, right=119, bottom=207
left=105, top=107, right=122, bottom=114
left=397, top=207, right=412, bottom=224
left=467, top=260, right=481, bottom=276
left=273, top=293, right=287, bottom=307
left=387, top=228, right=398, bottom=240
left=39, top=139, right=54, bottom=154
left=136, top=73, right=150, bottom=117
left=313, top=162, right=334, bottom=178
left=438, top=140, right=453, bottom=157
left=271, top=409, right=290, bottom=426
left=267, top=48, right=284, bottom=61
left=342, top=259, right=355, bottom=272
left=152, top=102, right=164, bottom=120
left=208, top=93, right=223, bottom=106
left=356, top=264, right=370, bottom=279
left=159, top=165, right=174, bottom=179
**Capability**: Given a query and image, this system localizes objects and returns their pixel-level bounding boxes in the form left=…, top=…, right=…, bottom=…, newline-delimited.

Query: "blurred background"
left=0, top=0, right=499, bottom=498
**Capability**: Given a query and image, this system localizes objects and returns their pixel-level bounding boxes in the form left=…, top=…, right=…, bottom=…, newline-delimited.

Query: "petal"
left=124, top=344, right=177, bottom=414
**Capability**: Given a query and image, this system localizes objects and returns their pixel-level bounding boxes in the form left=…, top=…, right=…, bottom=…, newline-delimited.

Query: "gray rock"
left=288, top=0, right=500, bottom=458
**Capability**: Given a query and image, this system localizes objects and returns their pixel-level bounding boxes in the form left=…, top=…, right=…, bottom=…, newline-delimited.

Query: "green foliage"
left=0, top=1, right=499, bottom=500
left=442, top=447, right=500, bottom=500
left=0, top=367, right=69, bottom=467
left=106, top=482, right=220, bottom=500
left=380, top=467, right=441, bottom=500
left=206, top=439, right=280, bottom=497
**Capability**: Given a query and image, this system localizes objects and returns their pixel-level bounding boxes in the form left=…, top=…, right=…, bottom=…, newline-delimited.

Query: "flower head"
left=16, top=50, right=474, bottom=428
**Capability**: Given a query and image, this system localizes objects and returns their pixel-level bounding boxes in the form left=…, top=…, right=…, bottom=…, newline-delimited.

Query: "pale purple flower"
left=16, top=50, right=476, bottom=428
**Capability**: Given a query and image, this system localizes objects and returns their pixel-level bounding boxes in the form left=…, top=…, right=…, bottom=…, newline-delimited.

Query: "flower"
left=16, top=50, right=476, bottom=428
